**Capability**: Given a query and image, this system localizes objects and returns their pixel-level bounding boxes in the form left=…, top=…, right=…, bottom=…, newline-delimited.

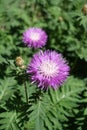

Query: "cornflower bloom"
left=27, top=50, right=70, bottom=90
left=23, top=27, right=47, bottom=48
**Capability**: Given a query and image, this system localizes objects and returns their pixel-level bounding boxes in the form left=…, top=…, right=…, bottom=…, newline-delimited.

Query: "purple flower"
left=22, top=27, right=48, bottom=48
left=27, top=50, right=70, bottom=90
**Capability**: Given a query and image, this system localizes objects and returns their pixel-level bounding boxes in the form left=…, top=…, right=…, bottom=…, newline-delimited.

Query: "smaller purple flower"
left=27, top=50, right=70, bottom=90
left=22, top=27, right=48, bottom=48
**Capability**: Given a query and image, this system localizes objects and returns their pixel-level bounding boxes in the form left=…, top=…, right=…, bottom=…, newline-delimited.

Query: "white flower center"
left=30, top=32, right=40, bottom=41
left=39, top=60, right=58, bottom=77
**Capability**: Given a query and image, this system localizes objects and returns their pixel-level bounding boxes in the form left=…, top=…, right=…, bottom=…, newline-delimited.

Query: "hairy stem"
left=24, top=82, right=28, bottom=104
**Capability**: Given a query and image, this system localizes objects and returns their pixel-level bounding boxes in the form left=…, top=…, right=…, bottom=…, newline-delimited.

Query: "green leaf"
left=0, top=111, right=19, bottom=130
left=0, top=77, right=17, bottom=103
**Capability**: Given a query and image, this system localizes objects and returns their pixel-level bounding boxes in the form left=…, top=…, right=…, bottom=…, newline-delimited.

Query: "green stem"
left=24, top=81, right=28, bottom=104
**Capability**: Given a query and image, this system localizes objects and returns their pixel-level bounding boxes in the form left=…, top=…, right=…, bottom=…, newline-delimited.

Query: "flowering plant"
left=0, top=0, right=87, bottom=130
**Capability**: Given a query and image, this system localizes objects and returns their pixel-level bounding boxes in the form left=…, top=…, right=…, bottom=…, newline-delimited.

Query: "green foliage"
left=0, top=111, right=19, bottom=130
left=26, top=76, right=85, bottom=130
left=0, top=0, right=87, bottom=130
left=0, top=77, right=17, bottom=103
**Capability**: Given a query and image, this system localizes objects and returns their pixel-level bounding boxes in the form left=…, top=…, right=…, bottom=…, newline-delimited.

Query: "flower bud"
left=58, top=16, right=63, bottom=22
left=15, top=56, right=24, bottom=67
left=20, top=65, right=26, bottom=69
left=82, top=4, right=87, bottom=14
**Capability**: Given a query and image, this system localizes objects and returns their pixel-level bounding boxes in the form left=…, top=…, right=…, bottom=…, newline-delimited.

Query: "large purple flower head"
left=22, top=27, right=48, bottom=48
left=27, top=50, right=70, bottom=89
